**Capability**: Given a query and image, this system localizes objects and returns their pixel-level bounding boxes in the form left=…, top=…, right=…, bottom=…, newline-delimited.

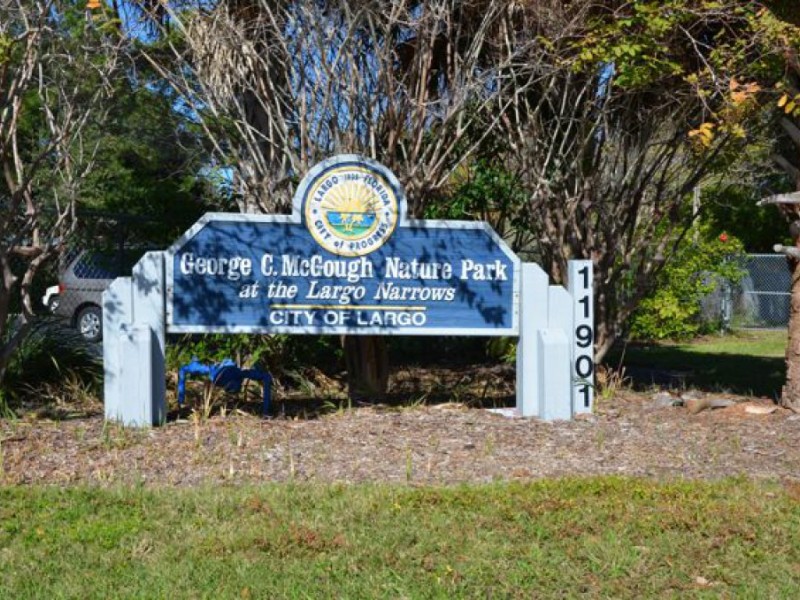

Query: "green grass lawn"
left=1, top=479, right=799, bottom=598
left=610, top=329, right=787, bottom=397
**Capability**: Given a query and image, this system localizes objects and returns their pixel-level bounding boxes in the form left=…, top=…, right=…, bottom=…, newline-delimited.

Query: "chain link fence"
left=728, top=254, right=791, bottom=329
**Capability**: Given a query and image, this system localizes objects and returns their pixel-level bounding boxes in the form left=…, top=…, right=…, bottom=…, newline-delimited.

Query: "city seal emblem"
left=300, top=157, right=402, bottom=257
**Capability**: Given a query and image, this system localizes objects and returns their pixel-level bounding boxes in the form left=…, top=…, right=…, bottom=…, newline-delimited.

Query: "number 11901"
left=569, top=262, right=594, bottom=412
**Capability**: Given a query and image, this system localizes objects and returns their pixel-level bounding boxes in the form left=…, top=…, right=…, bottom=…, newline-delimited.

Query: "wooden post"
left=344, top=335, right=389, bottom=400
left=760, top=190, right=800, bottom=412
left=784, top=255, right=800, bottom=411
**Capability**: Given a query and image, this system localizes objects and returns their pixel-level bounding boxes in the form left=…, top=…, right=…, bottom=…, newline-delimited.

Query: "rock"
left=681, top=390, right=704, bottom=402
left=652, top=392, right=681, bottom=408
left=744, top=404, right=778, bottom=415
left=708, top=398, right=736, bottom=409
left=685, top=398, right=709, bottom=414
left=685, top=397, right=735, bottom=415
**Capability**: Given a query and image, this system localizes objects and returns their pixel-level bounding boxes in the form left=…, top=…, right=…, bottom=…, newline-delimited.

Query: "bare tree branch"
left=758, top=192, right=800, bottom=206
left=146, top=0, right=524, bottom=215
left=0, top=0, right=123, bottom=380
left=774, top=244, right=800, bottom=260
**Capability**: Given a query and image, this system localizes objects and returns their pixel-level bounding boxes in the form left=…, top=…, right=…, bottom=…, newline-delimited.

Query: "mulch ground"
left=2, top=366, right=799, bottom=487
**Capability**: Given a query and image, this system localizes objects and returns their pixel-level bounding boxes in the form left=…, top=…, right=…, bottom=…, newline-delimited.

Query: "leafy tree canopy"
left=73, top=80, right=212, bottom=249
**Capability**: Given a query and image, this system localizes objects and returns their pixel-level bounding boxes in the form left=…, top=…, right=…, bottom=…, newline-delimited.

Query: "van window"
left=69, top=248, right=152, bottom=280
left=72, top=252, right=118, bottom=279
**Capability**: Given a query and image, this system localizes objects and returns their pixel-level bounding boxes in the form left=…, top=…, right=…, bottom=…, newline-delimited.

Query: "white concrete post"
left=516, top=263, right=549, bottom=417
left=131, top=252, right=167, bottom=425
left=116, top=324, right=154, bottom=427
left=567, top=260, right=595, bottom=413
left=537, top=329, right=571, bottom=420
left=543, top=286, right=574, bottom=419
left=548, top=285, right=573, bottom=333
left=102, top=277, right=132, bottom=422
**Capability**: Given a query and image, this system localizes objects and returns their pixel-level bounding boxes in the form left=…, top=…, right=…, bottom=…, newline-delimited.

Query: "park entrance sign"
left=167, top=156, right=518, bottom=336
left=103, top=155, right=594, bottom=426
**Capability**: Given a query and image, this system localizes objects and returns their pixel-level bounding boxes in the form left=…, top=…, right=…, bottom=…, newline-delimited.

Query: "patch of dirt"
left=2, top=367, right=799, bottom=487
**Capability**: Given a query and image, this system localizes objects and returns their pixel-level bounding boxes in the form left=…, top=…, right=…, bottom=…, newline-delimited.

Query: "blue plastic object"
left=177, top=357, right=272, bottom=416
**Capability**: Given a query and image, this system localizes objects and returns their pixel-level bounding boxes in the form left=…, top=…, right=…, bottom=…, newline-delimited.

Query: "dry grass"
left=2, top=384, right=799, bottom=487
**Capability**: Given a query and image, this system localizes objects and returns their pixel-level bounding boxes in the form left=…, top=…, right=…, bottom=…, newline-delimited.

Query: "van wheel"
left=77, top=306, right=102, bottom=343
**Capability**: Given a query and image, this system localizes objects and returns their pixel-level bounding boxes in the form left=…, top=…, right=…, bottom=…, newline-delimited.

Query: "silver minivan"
left=54, top=249, right=146, bottom=342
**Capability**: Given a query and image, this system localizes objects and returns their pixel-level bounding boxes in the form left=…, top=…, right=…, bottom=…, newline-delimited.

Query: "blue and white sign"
left=166, top=155, right=520, bottom=336
left=105, top=156, right=594, bottom=425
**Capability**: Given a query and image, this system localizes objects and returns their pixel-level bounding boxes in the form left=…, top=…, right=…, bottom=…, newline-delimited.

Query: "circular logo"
left=303, top=164, right=399, bottom=257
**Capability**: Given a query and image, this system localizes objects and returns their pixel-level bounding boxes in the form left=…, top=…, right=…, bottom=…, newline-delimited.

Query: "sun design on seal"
left=320, top=180, right=382, bottom=239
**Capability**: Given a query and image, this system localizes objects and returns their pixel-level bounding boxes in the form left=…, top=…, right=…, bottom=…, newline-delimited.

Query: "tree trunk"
left=784, top=250, right=800, bottom=411
left=343, top=336, right=389, bottom=401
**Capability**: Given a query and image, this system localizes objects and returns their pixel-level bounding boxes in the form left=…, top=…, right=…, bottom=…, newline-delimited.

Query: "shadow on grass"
left=607, top=343, right=785, bottom=399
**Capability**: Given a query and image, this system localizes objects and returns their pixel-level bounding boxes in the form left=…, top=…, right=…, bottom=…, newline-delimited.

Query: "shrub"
left=630, top=231, right=745, bottom=340
left=2, top=317, right=102, bottom=406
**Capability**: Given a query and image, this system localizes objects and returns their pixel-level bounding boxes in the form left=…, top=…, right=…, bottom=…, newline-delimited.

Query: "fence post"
left=720, top=278, right=732, bottom=334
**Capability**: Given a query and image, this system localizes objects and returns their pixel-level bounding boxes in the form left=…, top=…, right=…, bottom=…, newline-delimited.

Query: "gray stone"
left=707, top=398, right=736, bottom=409
left=652, top=392, right=682, bottom=408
